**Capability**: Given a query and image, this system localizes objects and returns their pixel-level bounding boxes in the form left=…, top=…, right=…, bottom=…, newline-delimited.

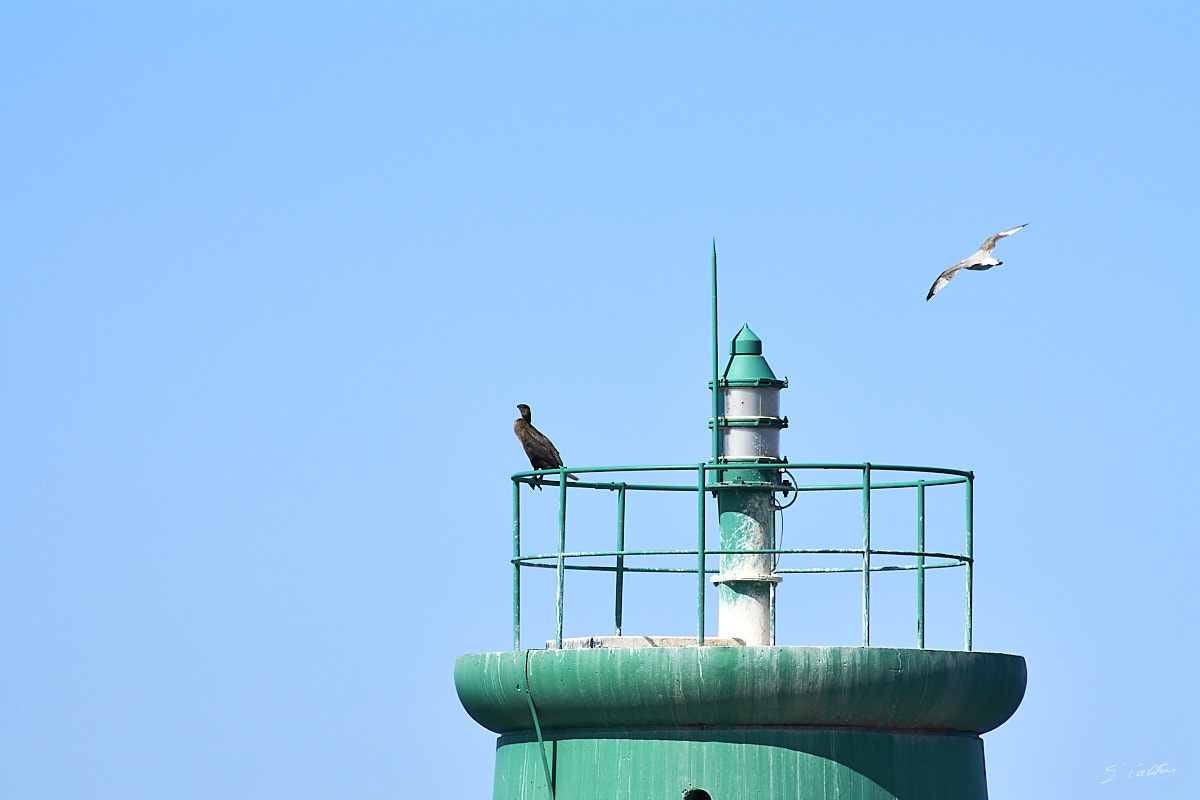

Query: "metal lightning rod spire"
left=711, top=239, right=720, bottom=466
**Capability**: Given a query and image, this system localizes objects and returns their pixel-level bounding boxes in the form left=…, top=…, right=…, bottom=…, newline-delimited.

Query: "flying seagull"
left=926, top=224, right=1027, bottom=300
left=513, top=404, right=578, bottom=488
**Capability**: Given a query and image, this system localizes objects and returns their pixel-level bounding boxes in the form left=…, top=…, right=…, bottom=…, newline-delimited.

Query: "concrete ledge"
left=455, top=645, right=1027, bottom=735
left=545, top=636, right=746, bottom=649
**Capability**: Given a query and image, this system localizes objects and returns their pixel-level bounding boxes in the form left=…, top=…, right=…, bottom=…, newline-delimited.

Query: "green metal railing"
left=511, top=463, right=974, bottom=652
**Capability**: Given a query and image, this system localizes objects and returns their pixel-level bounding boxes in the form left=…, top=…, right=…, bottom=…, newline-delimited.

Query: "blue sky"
left=3, top=3, right=1197, bottom=798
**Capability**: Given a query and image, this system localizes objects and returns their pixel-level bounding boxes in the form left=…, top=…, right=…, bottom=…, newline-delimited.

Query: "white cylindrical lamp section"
left=721, top=386, right=783, bottom=461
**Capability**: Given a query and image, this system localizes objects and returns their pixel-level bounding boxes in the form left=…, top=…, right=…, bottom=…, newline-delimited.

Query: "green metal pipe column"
left=710, top=325, right=787, bottom=646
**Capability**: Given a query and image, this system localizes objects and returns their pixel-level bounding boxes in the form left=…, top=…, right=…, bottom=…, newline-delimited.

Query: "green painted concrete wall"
left=495, top=726, right=987, bottom=800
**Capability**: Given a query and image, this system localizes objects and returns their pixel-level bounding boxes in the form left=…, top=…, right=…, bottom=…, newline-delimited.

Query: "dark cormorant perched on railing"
left=513, top=403, right=577, bottom=488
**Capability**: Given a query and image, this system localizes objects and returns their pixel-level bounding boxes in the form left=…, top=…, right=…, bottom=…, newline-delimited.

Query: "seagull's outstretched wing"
left=978, top=223, right=1027, bottom=255
left=927, top=262, right=965, bottom=300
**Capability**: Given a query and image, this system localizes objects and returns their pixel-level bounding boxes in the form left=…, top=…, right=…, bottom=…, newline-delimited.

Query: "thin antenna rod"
left=711, top=240, right=720, bottom=465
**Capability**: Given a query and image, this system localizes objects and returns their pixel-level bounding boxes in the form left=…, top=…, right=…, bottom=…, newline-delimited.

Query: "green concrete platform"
left=455, top=645, right=1026, bottom=799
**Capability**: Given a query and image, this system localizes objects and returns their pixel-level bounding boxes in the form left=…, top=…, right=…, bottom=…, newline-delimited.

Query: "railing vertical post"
left=917, top=480, right=926, bottom=649
left=513, top=478, right=521, bottom=651
left=770, top=500, right=777, bottom=645
left=769, top=583, right=776, bottom=646
left=965, top=473, right=974, bottom=652
left=615, top=484, right=626, bottom=636
left=555, top=472, right=567, bottom=649
left=697, top=463, right=707, bottom=645
left=861, top=462, right=871, bottom=647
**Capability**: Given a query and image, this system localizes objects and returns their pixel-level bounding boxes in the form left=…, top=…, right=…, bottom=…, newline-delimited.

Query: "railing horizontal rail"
left=516, top=462, right=973, bottom=476
left=776, top=563, right=964, bottom=574
left=515, top=548, right=969, bottom=563
left=521, top=480, right=701, bottom=492
left=517, top=476, right=968, bottom=492
left=520, top=564, right=703, bottom=574
left=517, top=562, right=967, bottom=574
left=517, top=463, right=969, bottom=482
left=785, top=478, right=966, bottom=491
left=516, top=548, right=706, bottom=560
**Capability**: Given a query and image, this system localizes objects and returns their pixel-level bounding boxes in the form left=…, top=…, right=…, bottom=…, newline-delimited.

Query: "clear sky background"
left=3, top=3, right=1197, bottom=798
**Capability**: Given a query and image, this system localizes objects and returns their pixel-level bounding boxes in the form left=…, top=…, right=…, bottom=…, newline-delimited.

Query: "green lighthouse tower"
left=456, top=269, right=1026, bottom=798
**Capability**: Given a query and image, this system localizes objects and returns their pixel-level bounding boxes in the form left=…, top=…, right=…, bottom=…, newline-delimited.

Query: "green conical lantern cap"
left=719, top=324, right=786, bottom=387
left=731, top=324, right=763, bottom=355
